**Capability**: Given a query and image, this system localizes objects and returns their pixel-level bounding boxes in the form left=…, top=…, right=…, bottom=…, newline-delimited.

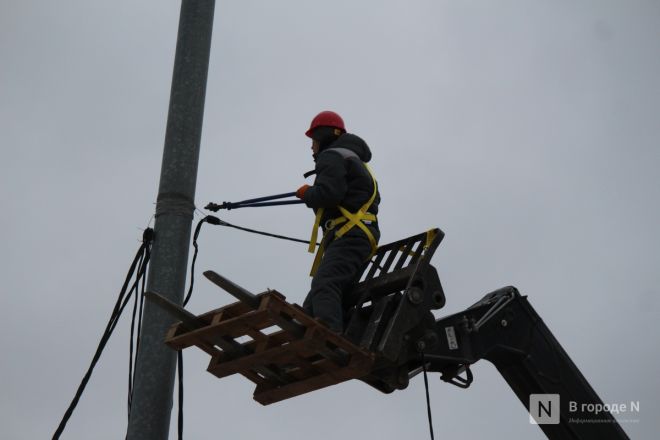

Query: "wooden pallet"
left=164, top=290, right=375, bottom=405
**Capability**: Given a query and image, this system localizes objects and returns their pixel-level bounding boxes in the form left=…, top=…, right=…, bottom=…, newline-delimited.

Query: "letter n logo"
left=529, top=394, right=560, bottom=424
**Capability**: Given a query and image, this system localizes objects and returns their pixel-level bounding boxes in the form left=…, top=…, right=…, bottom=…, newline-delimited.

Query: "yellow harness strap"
left=308, top=164, right=379, bottom=276
left=308, top=207, right=325, bottom=254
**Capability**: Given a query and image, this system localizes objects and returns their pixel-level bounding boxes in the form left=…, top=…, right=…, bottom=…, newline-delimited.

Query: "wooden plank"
left=146, top=291, right=206, bottom=330
left=238, top=370, right=267, bottom=386
left=165, top=309, right=273, bottom=349
left=246, top=329, right=293, bottom=353
left=279, top=354, right=325, bottom=379
left=165, top=325, right=219, bottom=356
left=254, top=372, right=343, bottom=405
left=206, top=351, right=285, bottom=384
left=253, top=355, right=374, bottom=405
left=195, top=300, right=253, bottom=322
left=207, top=335, right=321, bottom=378
left=203, top=270, right=261, bottom=309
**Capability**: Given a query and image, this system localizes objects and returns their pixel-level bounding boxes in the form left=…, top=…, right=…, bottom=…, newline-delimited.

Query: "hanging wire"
left=421, top=350, right=435, bottom=440
left=128, top=239, right=150, bottom=417
left=210, top=216, right=317, bottom=245
left=56, top=202, right=312, bottom=440
left=127, top=251, right=145, bottom=416
left=53, top=228, right=153, bottom=439
left=177, top=215, right=210, bottom=440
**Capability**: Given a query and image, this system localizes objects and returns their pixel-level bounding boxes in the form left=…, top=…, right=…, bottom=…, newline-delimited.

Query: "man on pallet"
left=296, top=111, right=381, bottom=333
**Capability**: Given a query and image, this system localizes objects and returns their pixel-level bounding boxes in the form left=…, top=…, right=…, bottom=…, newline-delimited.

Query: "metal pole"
left=126, top=1, right=215, bottom=439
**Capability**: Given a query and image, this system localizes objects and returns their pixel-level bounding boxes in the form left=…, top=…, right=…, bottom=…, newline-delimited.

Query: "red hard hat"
left=305, top=110, right=346, bottom=138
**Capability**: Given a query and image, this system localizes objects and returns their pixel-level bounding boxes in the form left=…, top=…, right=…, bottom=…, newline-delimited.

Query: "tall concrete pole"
left=126, top=1, right=215, bottom=439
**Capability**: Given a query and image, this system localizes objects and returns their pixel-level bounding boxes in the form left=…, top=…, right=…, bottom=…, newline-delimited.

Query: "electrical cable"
left=421, top=350, right=435, bottom=440
left=55, top=203, right=309, bottom=439
left=174, top=213, right=312, bottom=439
left=177, top=350, right=185, bottom=440
left=128, top=240, right=150, bottom=417
left=127, top=251, right=145, bottom=416
left=172, top=212, right=320, bottom=439
left=53, top=228, right=153, bottom=440
left=176, top=215, right=210, bottom=440
left=209, top=216, right=318, bottom=246
left=174, top=210, right=320, bottom=440
left=183, top=217, right=206, bottom=307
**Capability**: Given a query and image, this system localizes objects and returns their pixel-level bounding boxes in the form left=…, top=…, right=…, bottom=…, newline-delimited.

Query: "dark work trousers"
left=303, top=227, right=379, bottom=333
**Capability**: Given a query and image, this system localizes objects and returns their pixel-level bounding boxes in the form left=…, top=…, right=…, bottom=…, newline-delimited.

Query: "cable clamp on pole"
left=155, top=192, right=195, bottom=219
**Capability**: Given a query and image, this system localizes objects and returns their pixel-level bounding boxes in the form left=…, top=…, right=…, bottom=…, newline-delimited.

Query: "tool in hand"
left=205, top=191, right=304, bottom=212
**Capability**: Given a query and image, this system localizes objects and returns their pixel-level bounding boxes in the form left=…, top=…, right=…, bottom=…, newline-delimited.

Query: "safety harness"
left=307, top=148, right=379, bottom=276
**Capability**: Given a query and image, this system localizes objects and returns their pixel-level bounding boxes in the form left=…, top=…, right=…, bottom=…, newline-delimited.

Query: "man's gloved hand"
left=296, top=184, right=310, bottom=199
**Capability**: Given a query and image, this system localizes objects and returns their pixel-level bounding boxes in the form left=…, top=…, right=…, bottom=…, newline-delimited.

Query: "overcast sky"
left=2, top=1, right=659, bottom=439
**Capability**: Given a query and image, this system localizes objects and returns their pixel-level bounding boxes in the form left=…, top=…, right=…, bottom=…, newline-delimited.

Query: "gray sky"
left=2, top=0, right=659, bottom=438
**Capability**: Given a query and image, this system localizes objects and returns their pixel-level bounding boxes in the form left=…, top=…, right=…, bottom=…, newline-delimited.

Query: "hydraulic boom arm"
left=418, top=287, right=629, bottom=440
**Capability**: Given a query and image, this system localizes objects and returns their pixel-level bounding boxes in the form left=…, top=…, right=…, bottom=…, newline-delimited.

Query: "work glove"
left=296, top=184, right=310, bottom=199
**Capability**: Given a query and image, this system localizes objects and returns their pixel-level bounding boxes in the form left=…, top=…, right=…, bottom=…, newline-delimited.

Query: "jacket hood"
left=327, top=133, right=372, bottom=162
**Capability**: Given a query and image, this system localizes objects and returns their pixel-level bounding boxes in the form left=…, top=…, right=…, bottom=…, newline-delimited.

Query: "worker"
left=296, top=110, right=381, bottom=333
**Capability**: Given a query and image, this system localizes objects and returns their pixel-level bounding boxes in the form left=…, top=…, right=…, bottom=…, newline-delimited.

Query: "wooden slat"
left=196, top=300, right=253, bottom=322
left=165, top=325, right=219, bottom=356
left=207, top=337, right=318, bottom=378
left=253, top=354, right=373, bottom=405
left=237, top=369, right=268, bottom=386
left=166, top=309, right=273, bottom=349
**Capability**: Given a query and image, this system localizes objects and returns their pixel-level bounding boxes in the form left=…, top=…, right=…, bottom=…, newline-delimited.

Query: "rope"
left=421, top=350, right=435, bottom=440
left=53, top=228, right=153, bottom=439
